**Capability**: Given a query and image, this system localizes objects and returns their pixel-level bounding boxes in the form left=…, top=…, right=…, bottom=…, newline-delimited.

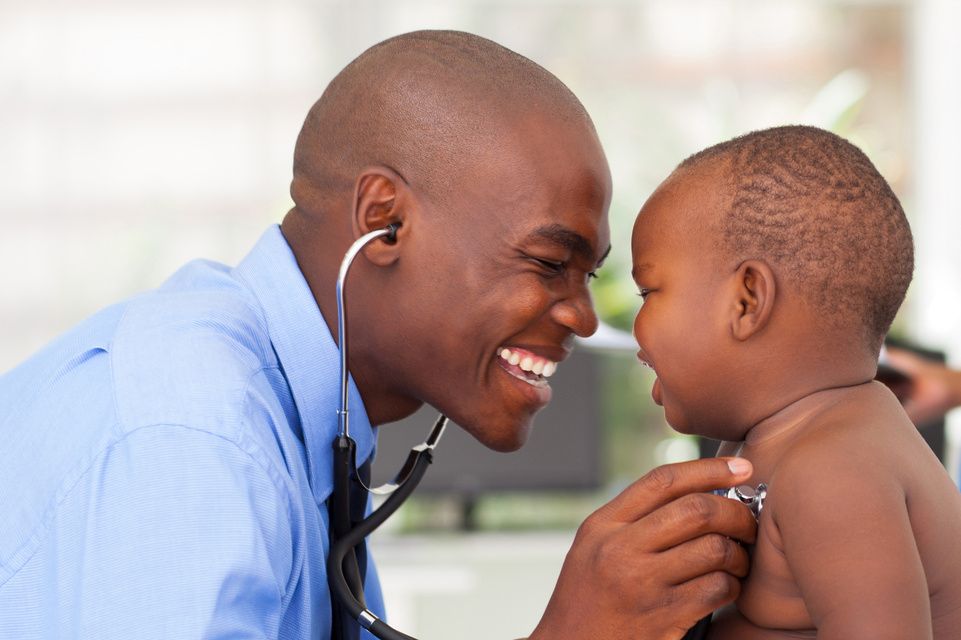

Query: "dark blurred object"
left=371, top=349, right=603, bottom=499
left=875, top=362, right=911, bottom=403
left=880, top=338, right=946, bottom=464
left=699, top=339, right=947, bottom=467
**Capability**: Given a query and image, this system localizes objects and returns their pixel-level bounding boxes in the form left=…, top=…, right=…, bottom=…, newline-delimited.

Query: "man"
left=0, top=31, right=756, bottom=639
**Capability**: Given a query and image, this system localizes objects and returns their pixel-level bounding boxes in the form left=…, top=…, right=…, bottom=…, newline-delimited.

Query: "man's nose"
left=550, top=286, right=599, bottom=338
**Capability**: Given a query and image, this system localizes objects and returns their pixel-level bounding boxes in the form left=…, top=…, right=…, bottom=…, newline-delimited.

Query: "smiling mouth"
left=636, top=349, right=663, bottom=405
left=497, top=347, right=558, bottom=388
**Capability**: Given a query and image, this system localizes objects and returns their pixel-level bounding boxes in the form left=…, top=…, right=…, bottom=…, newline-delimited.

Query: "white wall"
left=910, top=0, right=961, bottom=478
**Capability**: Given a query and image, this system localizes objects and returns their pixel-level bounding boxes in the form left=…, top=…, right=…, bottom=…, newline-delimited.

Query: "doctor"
left=0, top=30, right=756, bottom=639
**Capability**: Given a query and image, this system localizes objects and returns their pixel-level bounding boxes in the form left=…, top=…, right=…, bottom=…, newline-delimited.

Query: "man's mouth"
left=496, top=347, right=558, bottom=388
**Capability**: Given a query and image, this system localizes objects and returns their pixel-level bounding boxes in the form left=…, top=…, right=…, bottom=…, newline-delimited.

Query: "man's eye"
left=532, top=257, right=597, bottom=282
left=534, top=258, right=564, bottom=274
left=637, top=288, right=652, bottom=300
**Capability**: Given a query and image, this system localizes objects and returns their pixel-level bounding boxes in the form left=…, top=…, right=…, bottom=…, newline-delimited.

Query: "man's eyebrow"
left=531, top=224, right=611, bottom=265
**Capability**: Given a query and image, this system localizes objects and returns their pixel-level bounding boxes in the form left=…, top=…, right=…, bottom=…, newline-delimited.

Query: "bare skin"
left=710, top=383, right=961, bottom=639
left=283, top=31, right=757, bottom=639
left=632, top=163, right=961, bottom=639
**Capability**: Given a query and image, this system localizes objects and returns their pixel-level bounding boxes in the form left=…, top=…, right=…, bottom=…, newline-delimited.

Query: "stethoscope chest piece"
left=726, top=483, right=767, bottom=519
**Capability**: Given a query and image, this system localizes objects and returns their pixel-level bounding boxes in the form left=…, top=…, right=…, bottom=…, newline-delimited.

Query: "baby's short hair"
left=681, top=125, right=913, bottom=352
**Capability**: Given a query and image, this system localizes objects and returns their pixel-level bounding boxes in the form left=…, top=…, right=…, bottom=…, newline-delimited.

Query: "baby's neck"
left=740, top=382, right=870, bottom=447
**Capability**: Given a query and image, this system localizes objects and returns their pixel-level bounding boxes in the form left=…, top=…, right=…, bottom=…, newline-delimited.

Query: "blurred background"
left=2, top=0, right=959, bottom=637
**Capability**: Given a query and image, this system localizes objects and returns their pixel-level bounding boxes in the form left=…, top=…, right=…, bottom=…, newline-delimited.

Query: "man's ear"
left=730, top=259, right=776, bottom=341
left=351, top=166, right=409, bottom=266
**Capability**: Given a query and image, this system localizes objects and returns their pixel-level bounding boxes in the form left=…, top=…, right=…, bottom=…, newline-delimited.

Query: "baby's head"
left=631, top=125, right=913, bottom=438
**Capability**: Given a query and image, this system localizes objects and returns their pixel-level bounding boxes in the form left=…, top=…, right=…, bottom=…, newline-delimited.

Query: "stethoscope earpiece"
left=384, top=222, right=401, bottom=244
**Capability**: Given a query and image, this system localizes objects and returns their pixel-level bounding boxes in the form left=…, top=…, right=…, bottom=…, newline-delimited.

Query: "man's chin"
left=458, top=413, right=535, bottom=453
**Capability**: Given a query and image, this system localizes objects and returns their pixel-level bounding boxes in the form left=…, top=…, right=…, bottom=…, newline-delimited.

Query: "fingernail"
left=727, top=458, right=751, bottom=476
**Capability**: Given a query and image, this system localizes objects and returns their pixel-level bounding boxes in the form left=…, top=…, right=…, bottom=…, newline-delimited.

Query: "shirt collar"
left=233, top=225, right=376, bottom=503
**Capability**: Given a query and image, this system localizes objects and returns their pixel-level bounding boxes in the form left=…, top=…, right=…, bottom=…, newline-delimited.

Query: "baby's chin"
left=664, top=408, right=748, bottom=442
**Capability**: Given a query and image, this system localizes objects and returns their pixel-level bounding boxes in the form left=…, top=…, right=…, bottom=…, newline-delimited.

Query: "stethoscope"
left=324, top=223, right=768, bottom=640
left=326, top=223, right=449, bottom=640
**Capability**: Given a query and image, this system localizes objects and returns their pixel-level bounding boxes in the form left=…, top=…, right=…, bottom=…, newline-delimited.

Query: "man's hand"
left=883, top=347, right=961, bottom=427
left=529, top=458, right=757, bottom=640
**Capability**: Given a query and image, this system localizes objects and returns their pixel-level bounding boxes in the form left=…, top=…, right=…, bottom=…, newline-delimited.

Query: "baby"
left=631, top=125, right=961, bottom=638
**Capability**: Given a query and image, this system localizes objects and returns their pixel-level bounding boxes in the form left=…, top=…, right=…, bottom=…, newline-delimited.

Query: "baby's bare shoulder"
left=775, top=383, right=921, bottom=479
left=771, top=384, right=961, bottom=635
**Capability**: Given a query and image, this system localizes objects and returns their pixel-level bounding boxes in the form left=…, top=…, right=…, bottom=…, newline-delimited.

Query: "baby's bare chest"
left=734, top=515, right=813, bottom=632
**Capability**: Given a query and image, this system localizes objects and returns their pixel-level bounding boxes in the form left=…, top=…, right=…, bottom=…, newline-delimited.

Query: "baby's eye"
left=636, top=288, right=657, bottom=304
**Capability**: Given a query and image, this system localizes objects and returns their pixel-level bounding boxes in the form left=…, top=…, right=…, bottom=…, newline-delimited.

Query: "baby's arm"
left=772, top=437, right=932, bottom=639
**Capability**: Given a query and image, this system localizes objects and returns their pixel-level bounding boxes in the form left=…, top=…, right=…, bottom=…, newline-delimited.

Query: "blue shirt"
left=0, top=226, right=385, bottom=639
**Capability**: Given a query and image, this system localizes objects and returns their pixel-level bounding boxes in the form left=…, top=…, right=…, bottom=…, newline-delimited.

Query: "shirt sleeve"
left=46, top=423, right=295, bottom=640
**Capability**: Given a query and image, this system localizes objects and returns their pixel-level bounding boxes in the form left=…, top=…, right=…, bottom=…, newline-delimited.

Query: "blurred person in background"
left=884, top=347, right=961, bottom=428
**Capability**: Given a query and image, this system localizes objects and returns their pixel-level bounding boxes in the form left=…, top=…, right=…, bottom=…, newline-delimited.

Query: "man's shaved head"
left=680, top=125, right=913, bottom=352
left=281, top=30, right=611, bottom=444
left=291, top=30, right=595, bottom=212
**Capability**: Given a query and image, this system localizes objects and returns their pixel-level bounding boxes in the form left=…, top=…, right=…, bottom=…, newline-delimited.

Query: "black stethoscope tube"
left=330, top=435, right=366, bottom=610
left=682, top=615, right=711, bottom=640
left=327, top=435, right=436, bottom=640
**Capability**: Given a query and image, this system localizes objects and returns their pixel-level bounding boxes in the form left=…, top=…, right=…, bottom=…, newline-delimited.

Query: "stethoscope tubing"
left=329, top=224, right=447, bottom=640
left=336, top=226, right=395, bottom=440
left=327, top=437, right=435, bottom=640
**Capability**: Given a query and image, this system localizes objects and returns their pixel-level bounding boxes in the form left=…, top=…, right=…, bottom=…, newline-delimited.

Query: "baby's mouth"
left=496, top=347, right=558, bottom=388
left=636, top=349, right=662, bottom=405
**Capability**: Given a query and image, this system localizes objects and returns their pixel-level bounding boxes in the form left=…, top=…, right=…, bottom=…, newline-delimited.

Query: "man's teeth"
left=498, top=348, right=558, bottom=378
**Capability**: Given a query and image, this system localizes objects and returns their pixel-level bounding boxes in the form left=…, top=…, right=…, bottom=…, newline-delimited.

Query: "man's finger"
left=599, top=457, right=753, bottom=523
left=637, top=492, right=758, bottom=550
left=668, top=570, right=743, bottom=626
left=658, top=532, right=751, bottom=586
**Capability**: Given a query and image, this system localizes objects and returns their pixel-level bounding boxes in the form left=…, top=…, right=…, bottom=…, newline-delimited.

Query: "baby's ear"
left=729, top=259, right=776, bottom=341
